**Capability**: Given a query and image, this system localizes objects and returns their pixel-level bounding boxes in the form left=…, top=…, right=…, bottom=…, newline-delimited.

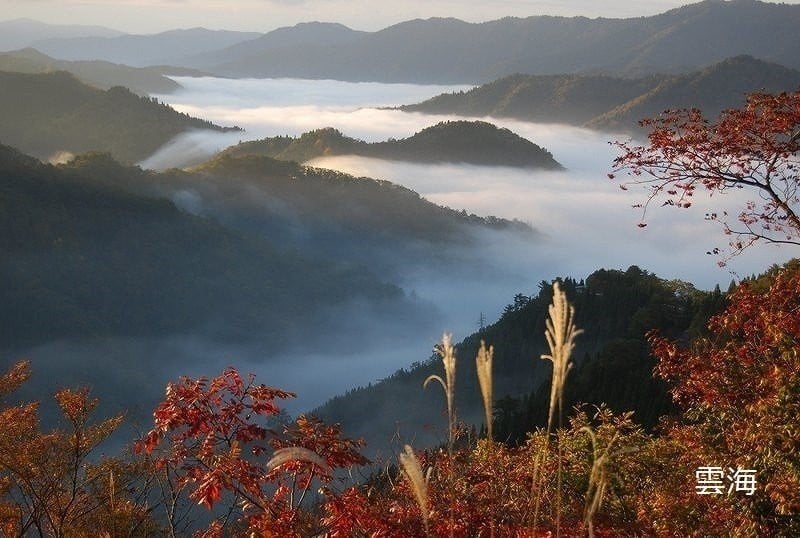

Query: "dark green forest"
left=0, top=71, right=237, bottom=163
left=0, top=143, right=536, bottom=351
left=220, top=121, right=562, bottom=169
left=314, top=266, right=729, bottom=451
left=0, top=144, right=403, bottom=348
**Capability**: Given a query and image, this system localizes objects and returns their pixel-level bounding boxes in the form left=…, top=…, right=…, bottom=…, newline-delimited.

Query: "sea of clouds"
left=150, top=76, right=790, bottom=290
left=19, top=75, right=786, bottom=422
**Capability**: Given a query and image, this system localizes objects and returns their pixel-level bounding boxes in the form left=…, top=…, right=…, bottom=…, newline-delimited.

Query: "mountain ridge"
left=0, top=70, right=238, bottom=163
left=399, top=55, right=800, bottom=132
left=0, top=18, right=123, bottom=51
left=32, top=27, right=262, bottom=67
left=12, top=2, right=800, bottom=83
left=0, top=48, right=186, bottom=94
left=0, top=142, right=403, bottom=348
left=218, top=121, right=563, bottom=169
left=193, top=0, right=800, bottom=83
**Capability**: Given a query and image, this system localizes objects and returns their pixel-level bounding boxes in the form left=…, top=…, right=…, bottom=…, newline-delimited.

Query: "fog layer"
left=152, top=76, right=792, bottom=288
left=12, top=76, right=788, bottom=434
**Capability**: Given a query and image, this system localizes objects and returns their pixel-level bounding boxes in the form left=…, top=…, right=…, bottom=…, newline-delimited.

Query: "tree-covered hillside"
left=314, top=266, right=728, bottom=451
left=0, top=144, right=401, bottom=348
left=0, top=143, right=535, bottom=349
left=0, top=48, right=184, bottom=94
left=400, top=56, right=800, bottom=132
left=0, top=71, right=238, bottom=163
left=163, top=152, right=534, bottom=272
left=220, top=121, right=562, bottom=169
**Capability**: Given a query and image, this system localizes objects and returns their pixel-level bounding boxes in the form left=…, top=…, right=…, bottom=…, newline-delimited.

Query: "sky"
left=3, top=0, right=800, bottom=34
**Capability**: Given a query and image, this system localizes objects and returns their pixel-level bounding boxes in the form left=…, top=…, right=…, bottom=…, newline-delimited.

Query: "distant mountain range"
left=6, top=1, right=800, bottom=84
left=0, top=71, right=237, bottom=163
left=184, top=0, right=800, bottom=83
left=400, top=56, right=800, bottom=132
left=0, top=48, right=191, bottom=94
left=0, top=18, right=122, bottom=51
left=30, top=27, right=262, bottom=68
left=219, top=121, right=562, bottom=169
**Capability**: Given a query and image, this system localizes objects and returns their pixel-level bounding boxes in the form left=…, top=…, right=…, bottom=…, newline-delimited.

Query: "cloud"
left=138, top=128, right=243, bottom=169
left=148, top=75, right=793, bottom=289
left=22, top=73, right=780, bottom=442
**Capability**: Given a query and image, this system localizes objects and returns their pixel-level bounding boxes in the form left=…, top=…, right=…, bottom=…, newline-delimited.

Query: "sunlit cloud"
left=150, top=75, right=794, bottom=292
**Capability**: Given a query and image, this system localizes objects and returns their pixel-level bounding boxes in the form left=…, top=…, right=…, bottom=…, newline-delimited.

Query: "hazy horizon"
left=4, top=0, right=800, bottom=35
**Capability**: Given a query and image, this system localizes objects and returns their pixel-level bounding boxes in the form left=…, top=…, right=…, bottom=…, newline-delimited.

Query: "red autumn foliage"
left=323, top=409, right=650, bottom=537
left=1, top=269, right=797, bottom=535
left=612, top=90, right=800, bottom=262
left=643, top=264, right=800, bottom=534
left=136, top=366, right=367, bottom=536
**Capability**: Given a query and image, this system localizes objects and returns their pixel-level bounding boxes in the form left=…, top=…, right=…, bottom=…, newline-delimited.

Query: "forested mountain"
left=0, top=139, right=532, bottom=344
left=400, top=56, right=800, bottom=132
left=70, top=150, right=533, bottom=276
left=31, top=27, right=261, bottom=67
left=219, top=121, right=562, bottom=169
left=0, top=71, right=237, bottom=163
left=0, top=48, right=184, bottom=94
left=313, top=267, right=727, bottom=452
left=185, top=1, right=800, bottom=82
left=0, top=143, right=403, bottom=349
left=180, top=22, right=366, bottom=73
left=0, top=18, right=122, bottom=51
left=586, top=55, right=800, bottom=130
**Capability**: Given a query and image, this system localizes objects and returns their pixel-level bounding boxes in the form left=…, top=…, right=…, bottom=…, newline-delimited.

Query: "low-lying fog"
left=150, top=76, right=790, bottom=288
left=11, top=76, right=791, bottom=436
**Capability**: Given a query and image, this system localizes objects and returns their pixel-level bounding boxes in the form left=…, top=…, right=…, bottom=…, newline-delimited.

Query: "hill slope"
left=313, top=267, right=725, bottom=452
left=185, top=152, right=534, bottom=258
left=0, top=143, right=401, bottom=348
left=589, top=55, right=800, bottom=130
left=0, top=48, right=183, bottom=94
left=400, top=56, right=800, bottom=132
left=46, top=146, right=534, bottom=285
left=219, top=121, right=562, bottom=169
left=0, top=71, right=238, bottom=163
left=180, top=22, right=366, bottom=73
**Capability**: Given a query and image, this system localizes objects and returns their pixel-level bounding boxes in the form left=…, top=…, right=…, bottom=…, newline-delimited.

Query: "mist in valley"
left=7, top=75, right=793, bottom=451
left=151, top=76, right=792, bottom=288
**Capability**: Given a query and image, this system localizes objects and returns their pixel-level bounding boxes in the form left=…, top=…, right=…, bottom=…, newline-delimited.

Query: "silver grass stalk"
left=475, top=340, right=494, bottom=441
left=424, top=333, right=457, bottom=451
left=534, top=281, right=582, bottom=538
left=266, top=446, right=331, bottom=476
left=541, top=281, right=583, bottom=433
left=581, top=426, right=620, bottom=538
left=399, top=444, right=430, bottom=536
